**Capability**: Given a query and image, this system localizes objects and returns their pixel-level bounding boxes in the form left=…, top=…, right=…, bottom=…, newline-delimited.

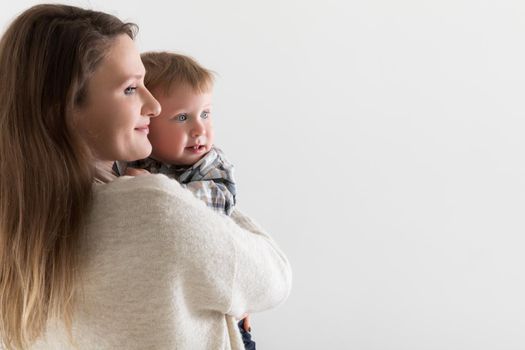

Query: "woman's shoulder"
left=89, top=173, right=232, bottom=257
left=93, top=174, right=204, bottom=212
left=95, top=174, right=181, bottom=196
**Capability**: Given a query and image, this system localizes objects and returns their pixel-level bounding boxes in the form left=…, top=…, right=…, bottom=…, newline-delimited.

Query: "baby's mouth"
left=186, top=145, right=206, bottom=151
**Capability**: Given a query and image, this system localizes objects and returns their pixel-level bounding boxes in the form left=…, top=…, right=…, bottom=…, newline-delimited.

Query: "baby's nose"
left=191, top=121, right=205, bottom=137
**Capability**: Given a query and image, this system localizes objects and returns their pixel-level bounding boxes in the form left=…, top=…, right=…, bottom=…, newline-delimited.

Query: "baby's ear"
left=125, top=167, right=150, bottom=176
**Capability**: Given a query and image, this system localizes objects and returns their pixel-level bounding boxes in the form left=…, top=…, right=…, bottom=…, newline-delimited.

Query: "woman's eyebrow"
left=117, top=73, right=144, bottom=85
left=127, top=73, right=144, bottom=80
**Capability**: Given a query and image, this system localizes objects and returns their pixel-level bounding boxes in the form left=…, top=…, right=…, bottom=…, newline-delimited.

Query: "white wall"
left=2, top=1, right=525, bottom=349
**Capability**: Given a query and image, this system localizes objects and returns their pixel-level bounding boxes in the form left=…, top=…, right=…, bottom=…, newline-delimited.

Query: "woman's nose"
left=141, top=88, right=161, bottom=118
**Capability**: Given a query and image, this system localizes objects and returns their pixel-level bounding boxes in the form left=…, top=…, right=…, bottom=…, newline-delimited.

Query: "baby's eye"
left=124, top=86, right=137, bottom=95
left=175, top=113, right=188, bottom=122
left=201, top=111, right=210, bottom=119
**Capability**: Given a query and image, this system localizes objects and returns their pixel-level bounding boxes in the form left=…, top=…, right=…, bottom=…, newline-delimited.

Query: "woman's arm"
left=145, top=175, right=292, bottom=318
left=226, top=208, right=292, bottom=318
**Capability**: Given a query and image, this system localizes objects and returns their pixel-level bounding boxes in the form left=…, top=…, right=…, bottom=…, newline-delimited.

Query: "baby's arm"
left=181, top=179, right=236, bottom=215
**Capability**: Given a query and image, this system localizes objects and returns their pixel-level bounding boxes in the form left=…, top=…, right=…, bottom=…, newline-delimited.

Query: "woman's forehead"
left=95, top=35, right=145, bottom=84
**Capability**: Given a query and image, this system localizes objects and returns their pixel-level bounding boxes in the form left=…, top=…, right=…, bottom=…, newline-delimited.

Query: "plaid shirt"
left=128, top=147, right=236, bottom=216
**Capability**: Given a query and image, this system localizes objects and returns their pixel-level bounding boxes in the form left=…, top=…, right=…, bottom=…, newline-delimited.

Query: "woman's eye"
left=201, top=111, right=210, bottom=119
left=176, top=114, right=188, bottom=122
left=124, top=86, right=137, bottom=95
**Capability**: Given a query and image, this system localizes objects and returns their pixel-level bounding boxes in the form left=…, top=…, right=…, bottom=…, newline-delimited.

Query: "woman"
left=0, top=4, right=292, bottom=350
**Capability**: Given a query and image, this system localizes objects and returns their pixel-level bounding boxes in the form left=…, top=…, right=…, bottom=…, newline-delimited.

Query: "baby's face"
left=148, top=84, right=214, bottom=165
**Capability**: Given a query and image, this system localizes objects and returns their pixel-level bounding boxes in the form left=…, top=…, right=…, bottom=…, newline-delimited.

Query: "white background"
left=2, top=1, right=525, bottom=349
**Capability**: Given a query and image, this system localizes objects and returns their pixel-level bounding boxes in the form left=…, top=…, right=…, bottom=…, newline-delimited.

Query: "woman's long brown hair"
left=0, top=4, right=136, bottom=349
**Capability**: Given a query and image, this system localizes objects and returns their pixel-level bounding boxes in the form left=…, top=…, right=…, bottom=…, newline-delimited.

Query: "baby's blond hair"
left=141, top=51, right=214, bottom=94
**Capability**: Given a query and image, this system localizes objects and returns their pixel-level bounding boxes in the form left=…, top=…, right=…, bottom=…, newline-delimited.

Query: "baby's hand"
left=125, top=167, right=150, bottom=176
left=242, top=314, right=251, bottom=332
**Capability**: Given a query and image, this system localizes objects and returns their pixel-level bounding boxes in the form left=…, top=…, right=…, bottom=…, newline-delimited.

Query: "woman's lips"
left=134, top=126, right=149, bottom=134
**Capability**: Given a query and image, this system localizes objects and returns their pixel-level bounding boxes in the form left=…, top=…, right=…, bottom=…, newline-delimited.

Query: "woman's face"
left=75, top=34, right=161, bottom=162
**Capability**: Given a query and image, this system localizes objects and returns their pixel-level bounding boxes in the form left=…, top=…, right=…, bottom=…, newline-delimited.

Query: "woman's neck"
left=94, top=160, right=117, bottom=183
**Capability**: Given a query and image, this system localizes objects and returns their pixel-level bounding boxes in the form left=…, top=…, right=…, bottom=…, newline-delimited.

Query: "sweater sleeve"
left=148, top=175, right=292, bottom=319
left=226, top=208, right=292, bottom=317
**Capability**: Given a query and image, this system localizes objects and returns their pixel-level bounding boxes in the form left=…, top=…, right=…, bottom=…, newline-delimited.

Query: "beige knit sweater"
left=30, top=174, right=292, bottom=349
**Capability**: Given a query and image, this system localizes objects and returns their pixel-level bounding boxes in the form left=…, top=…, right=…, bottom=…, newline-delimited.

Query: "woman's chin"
left=128, top=144, right=152, bottom=162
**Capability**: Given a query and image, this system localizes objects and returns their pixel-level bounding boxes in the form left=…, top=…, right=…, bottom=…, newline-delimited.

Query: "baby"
left=130, top=52, right=235, bottom=216
left=128, top=52, right=255, bottom=350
